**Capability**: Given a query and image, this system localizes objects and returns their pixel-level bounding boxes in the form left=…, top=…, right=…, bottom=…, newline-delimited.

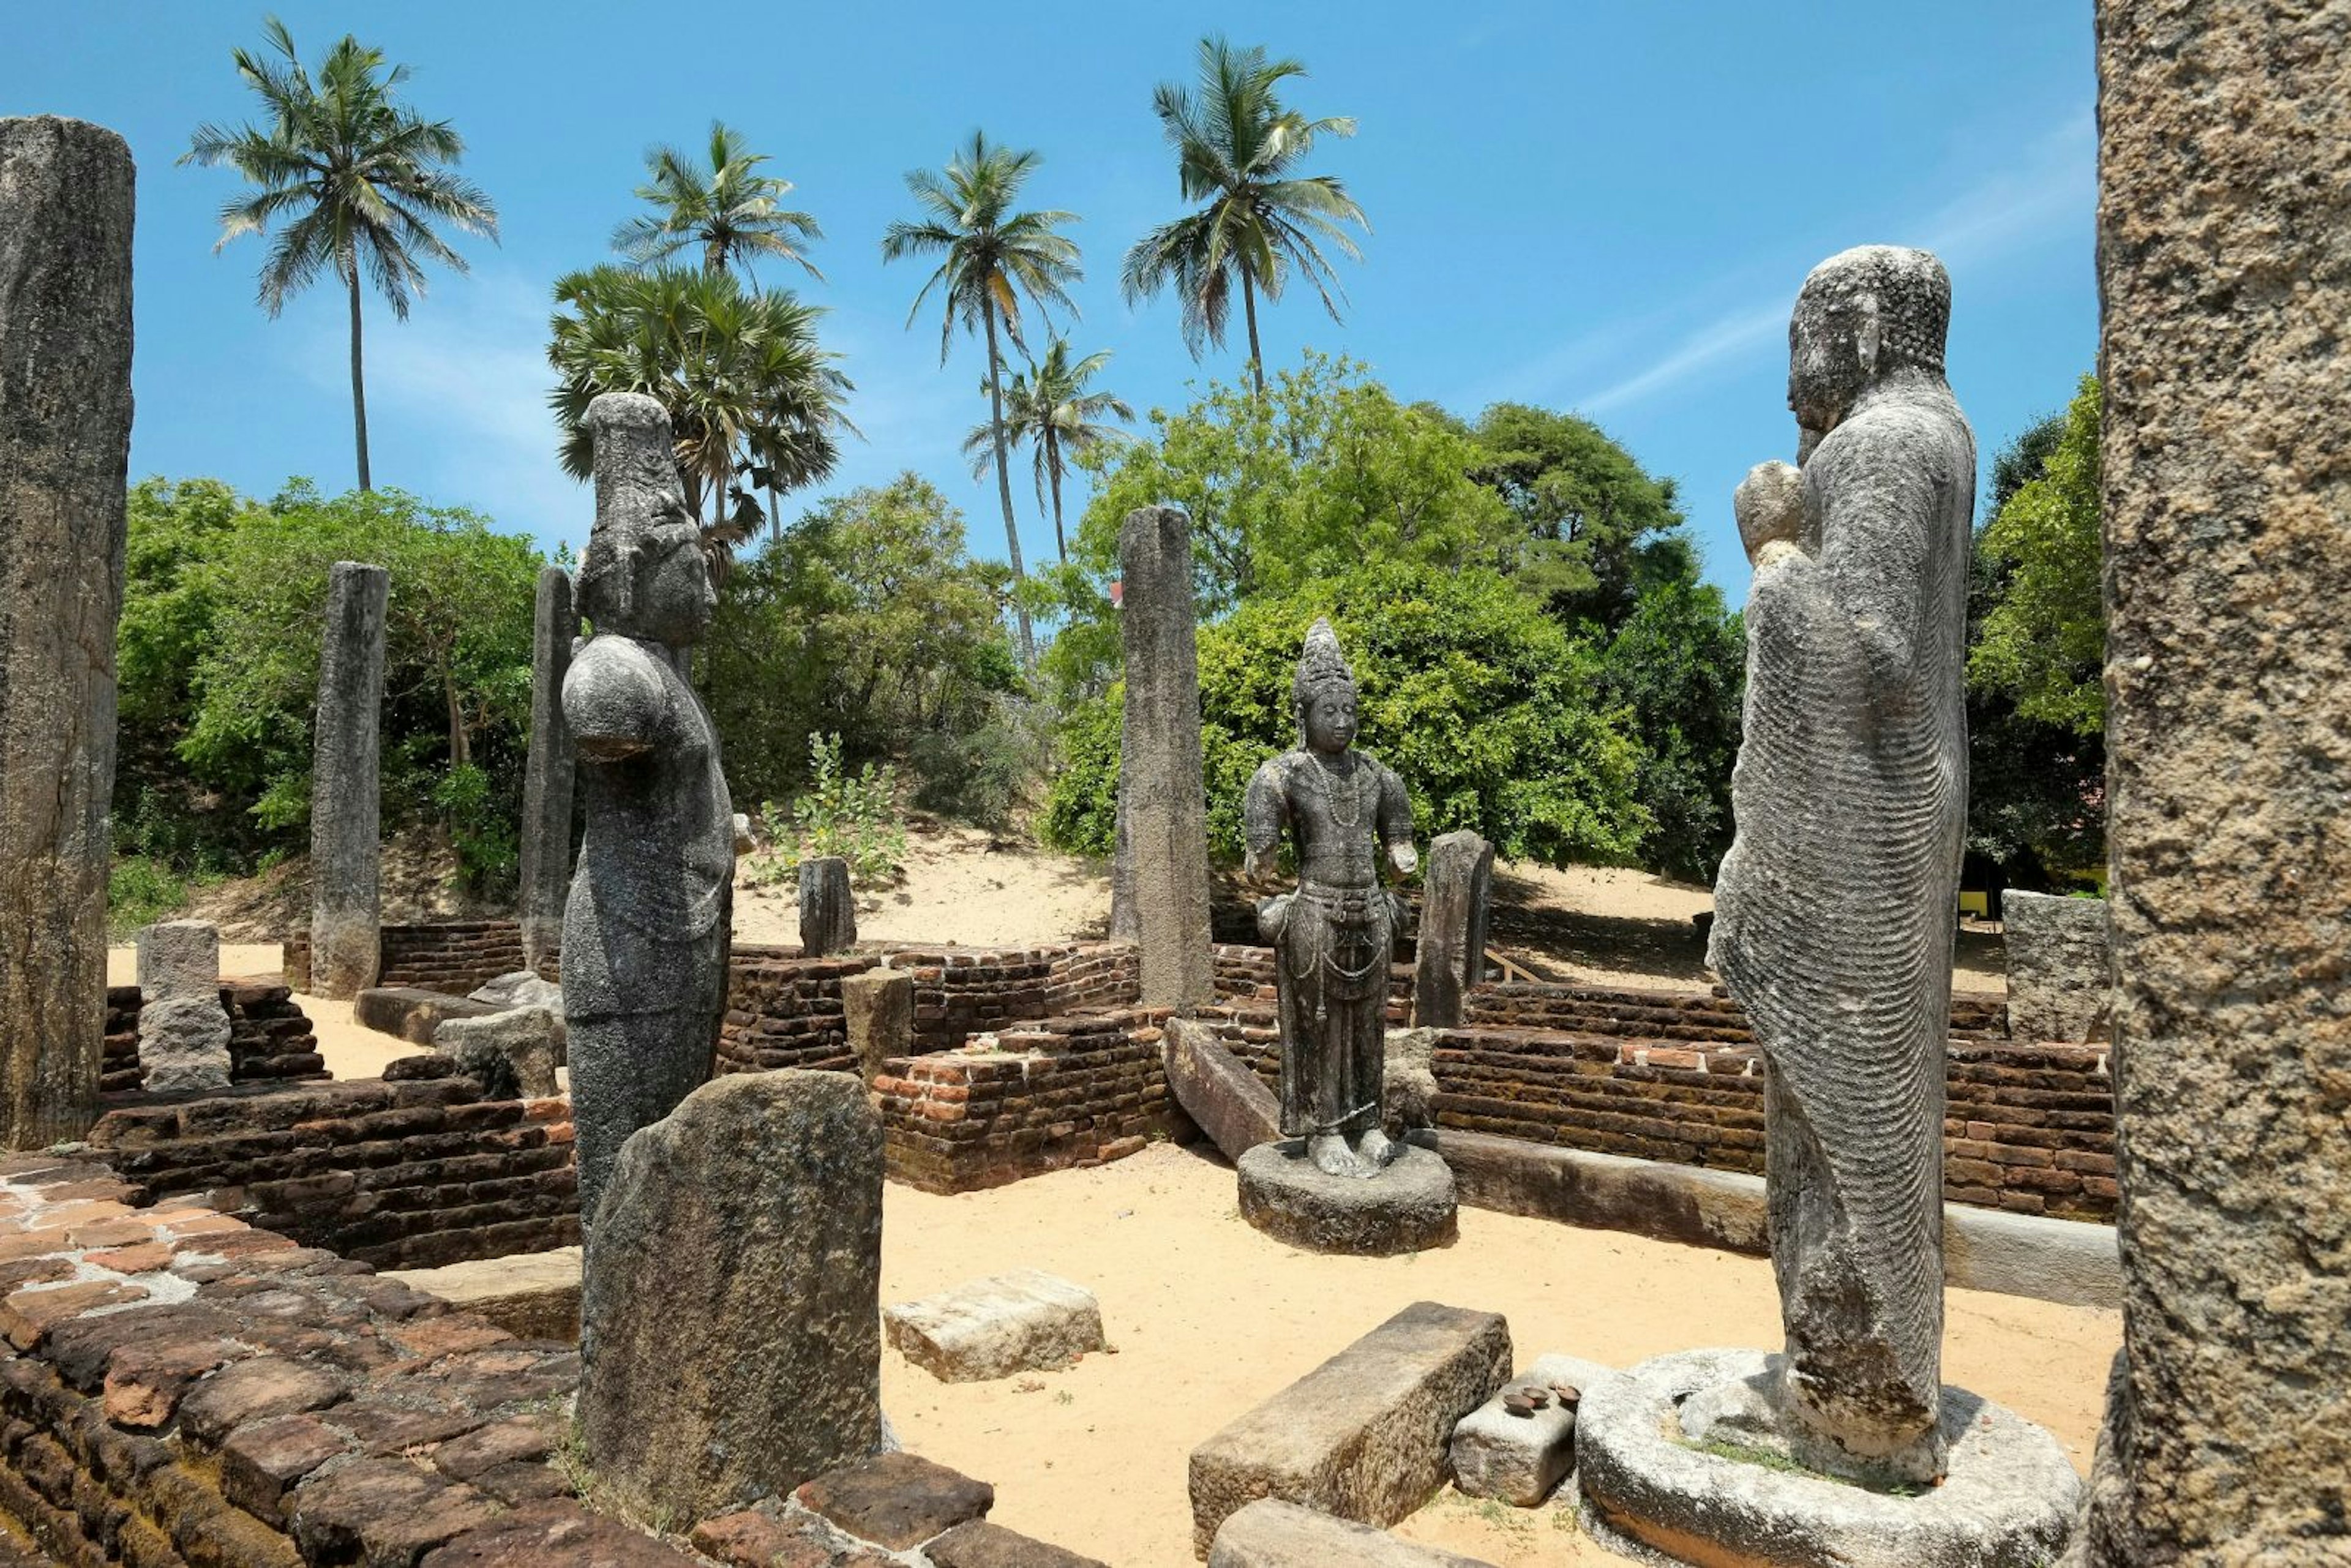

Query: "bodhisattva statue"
left=1706, top=245, right=1974, bottom=1485
left=563, top=391, right=735, bottom=1231
left=1243, top=620, right=1418, bottom=1179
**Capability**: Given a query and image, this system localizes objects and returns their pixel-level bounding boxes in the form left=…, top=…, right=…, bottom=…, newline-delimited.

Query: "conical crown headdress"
left=1292, top=618, right=1357, bottom=724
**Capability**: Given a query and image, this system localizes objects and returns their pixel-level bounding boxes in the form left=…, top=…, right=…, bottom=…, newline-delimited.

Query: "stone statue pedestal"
left=1237, top=1139, right=1457, bottom=1256
left=1573, top=1348, right=2080, bottom=1568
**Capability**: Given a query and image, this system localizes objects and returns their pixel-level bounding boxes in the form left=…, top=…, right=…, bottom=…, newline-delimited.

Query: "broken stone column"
left=580, top=1070, right=882, bottom=1525
left=1411, top=830, right=1493, bottom=1027
left=517, top=566, right=577, bottom=978
left=309, top=561, right=388, bottom=999
left=798, top=855, right=855, bottom=956
left=135, top=921, right=230, bottom=1095
left=1117, top=505, right=1213, bottom=1008
left=2068, top=4, right=2351, bottom=1559
left=842, top=967, right=911, bottom=1082
left=2001, top=891, right=2110, bottom=1042
left=0, top=117, right=134, bottom=1147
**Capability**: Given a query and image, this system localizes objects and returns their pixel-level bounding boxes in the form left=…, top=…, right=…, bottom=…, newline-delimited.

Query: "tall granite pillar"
left=310, top=561, right=389, bottom=999
left=1412, top=830, right=1493, bottom=1028
left=517, top=566, right=577, bottom=977
left=1116, top=505, right=1213, bottom=1008
left=798, top=856, right=855, bottom=956
left=2070, top=4, right=2351, bottom=1558
left=0, top=118, right=134, bottom=1147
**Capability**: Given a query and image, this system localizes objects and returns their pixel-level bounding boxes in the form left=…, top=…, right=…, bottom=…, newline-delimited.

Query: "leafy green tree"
left=1971, top=375, right=2104, bottom=734
left=547, top=264, right=851, bottom=544
left=701, top=475, right=1019, bottom=812
left=962, top=339, right=1134, bottom=565
left=1043, top=561, right=1648, bottom=868
left=182, top=17, right=498, bottom=491
left=882, top=132, right=1082, bottom=666
left=1599, top=580, right=1744, bottom=880
left=614, top=120, right=823, bottom=280
left=1122, top=36, right=1368, bottom=400
left=1469, top=403, right=1695, bottom=632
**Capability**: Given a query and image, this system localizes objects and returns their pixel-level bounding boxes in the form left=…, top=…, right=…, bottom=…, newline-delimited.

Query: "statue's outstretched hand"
left=1389, top=842, right=1419, bottom=877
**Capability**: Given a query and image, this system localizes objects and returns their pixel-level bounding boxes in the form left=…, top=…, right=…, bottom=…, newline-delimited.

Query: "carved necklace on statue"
left=1305, top=752, right=1371, bottom=829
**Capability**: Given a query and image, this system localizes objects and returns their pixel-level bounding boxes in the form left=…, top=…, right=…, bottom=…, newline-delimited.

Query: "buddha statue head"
left=1787, top=246, right=1951, bottom=446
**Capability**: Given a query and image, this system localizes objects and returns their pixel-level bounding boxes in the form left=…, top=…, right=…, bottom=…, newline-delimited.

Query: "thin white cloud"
left=1577, top=302, right=1787, bottom=418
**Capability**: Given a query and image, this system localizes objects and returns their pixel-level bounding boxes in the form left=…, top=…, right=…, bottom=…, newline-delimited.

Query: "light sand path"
left=879, top=1144, right=2115, bottom=1568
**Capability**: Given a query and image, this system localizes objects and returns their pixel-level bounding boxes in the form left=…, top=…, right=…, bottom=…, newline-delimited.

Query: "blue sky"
left=11, top=2, right=2096, bottom=596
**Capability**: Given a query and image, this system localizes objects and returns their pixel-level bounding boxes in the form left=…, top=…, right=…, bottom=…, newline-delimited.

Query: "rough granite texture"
left=799, top=857, right=857, bottom=957
left=135, top=921, right=231, bottom=1094
left=2001, top=891, right=2109, bottom=1043
left=2068, top=2, right=2351, bottom=1559
left=1237, top=1141, right=1458, bottom=1257
left=1449, top=1351, right=1620, bottom=1507
left=1706, top=245, right=1973, bottom=1481
left=1187, top=1300, right=1510, bottom=1556
left=1207, top=1499, right=1497, bottom=1568
left=432, top=1008, right=561, bottom=1100
left=517, top=566, right=577, bottom=978
left=1163, top=1017, right=1280, bottom=1161
left=885, top=1269, right=1106, bottom=1383
left=562, top=392, right=733, bottom=1232
left=580, top=1071, right=882, bottom=1524
left=1116, top=505, right=1215, bottom=1008
left=0, top=116, right=133, bottom=1147
left=841, top=968, right=911, bottom=1081
left=1411, top=831, right=1492, bottom=1029
left=1577, top=1348, right=2080, bottom=1568
left=310, top=562, right=389, bottom=1000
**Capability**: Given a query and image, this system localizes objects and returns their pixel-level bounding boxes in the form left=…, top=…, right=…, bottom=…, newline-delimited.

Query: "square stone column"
left=1115, top=506, right=1213, bottom=1009
left=517, top=566, right=577, bottom=977
left=1412, top=830, right=1493, bottom=1028
left=310, top=561, right=388, bottom=999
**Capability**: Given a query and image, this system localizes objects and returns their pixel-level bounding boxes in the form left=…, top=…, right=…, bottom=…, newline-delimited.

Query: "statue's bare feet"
left=1307, top=1133, right=1365, bottom=1177
left=1354, top=1127, right=1400, bottom=1168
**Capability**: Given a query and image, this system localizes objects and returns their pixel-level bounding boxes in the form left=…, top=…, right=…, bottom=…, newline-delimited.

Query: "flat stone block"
left=387, top=1248, right=582, bottom=1341
left=1575, top=1348, right=2082, bottom=1568
left=926, top=1518, right=1109, bottom=1568
left=353, top=988, right=500, bottom=1046
left=1188, top=1299, right=1511, bottom=1557
left=844, top=969, right=912, bottom=1082
left=1207, top=1499, right=1498, bottom=1567
left=1238, top=1141, right=1457, bottom=1256
left=885, top=1269, right=1105, bottom=1382
left=795, top=1451, right=993, bottom=1549
left=1164, top=1018, right=1280, bottom=1162
left=1449, top=1352, right=1621, bottom=1507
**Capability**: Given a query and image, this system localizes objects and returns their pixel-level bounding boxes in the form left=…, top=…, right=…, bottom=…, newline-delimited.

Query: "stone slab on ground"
left=1449, top=1352, right=1622, bottom=1507
left=432, top=1008, right=561, bottom=1099
left=1188, top=1300, right=1511, bottom=1557
left=1574, top=1347, right=2081, bottom=1568
left=353, top=987, right=500, bottom=1046
left=388, top=1248, right=582, bottom=1342
left=924, top=1518, right=1109, bottom=1568
left=885, top=1269, right=1106, bottom=1382
left=1163, top=1018, right=1279, bottom=1162
left=1237, top=1141, right=1458, bottom=1256
left=1207, top=1500, right=1498, bottom=1568
left=795, top=1452, right=993, bottom=1550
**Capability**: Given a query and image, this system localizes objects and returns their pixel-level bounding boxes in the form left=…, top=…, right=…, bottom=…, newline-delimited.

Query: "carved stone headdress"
left=1795, top=245, right=1951, bottom=377
left=1292, top=618, right=1357, bottom=732
left=577, top=391, right=696, bottom=632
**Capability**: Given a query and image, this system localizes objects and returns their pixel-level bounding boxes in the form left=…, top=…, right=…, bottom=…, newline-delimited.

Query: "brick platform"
left=102, top=980, right=326, bottom=1093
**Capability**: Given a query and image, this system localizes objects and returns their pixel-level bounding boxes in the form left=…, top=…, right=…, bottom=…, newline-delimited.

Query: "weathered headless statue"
left=1705, top=246, right=1974, bottom=1485
left=562, top=392, right=735, bottom=1231
left=1243, top=621, right=1418, bottom=1179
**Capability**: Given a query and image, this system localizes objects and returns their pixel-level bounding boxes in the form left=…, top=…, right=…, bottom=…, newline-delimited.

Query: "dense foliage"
left=1599, top=580, right=1745, bottom=880
left=116, top=478, right=540, bottom=891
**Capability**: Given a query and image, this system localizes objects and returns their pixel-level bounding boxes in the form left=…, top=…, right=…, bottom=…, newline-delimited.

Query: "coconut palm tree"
left=614, top=121, right=823, bottom=282
left=182, top=17, right=498, bottom=491
left=547, top=264, right=853, bottom=553
left=1122, top=36, right=1367, bottom=400
left=961, top=339, right=1133, bottom=565
left=881, top=132, right=1081, bottom=667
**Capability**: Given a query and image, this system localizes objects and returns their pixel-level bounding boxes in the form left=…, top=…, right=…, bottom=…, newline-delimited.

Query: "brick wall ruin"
left=284, top=920, right=530, bottom=996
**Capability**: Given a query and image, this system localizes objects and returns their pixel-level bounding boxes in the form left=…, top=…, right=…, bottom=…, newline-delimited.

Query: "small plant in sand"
left=755, top=733, right=908, bottom=886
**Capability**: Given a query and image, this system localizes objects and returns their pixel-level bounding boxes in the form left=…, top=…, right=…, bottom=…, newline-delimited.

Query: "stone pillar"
left=1117, top=505, right=1213, bottom=1008
left=798, top=856, right=855, bottom=956
left=582, top=1070, right=883, bottom=1524
left=135, top=921, right=230, bottom=1095
left=1412, top=830, right=1493, bottom=1028
left=309, top=561, right=388, bottom=999
left=518, top=566, right=577, bottom=978
left=842, top=968, right=912, bottom=1083
left=2000, top=891, right=2110, bottom=1043
left=0, top=118, right=134, bottom=1147
left=2070, top=4, right=2351, bottom=1559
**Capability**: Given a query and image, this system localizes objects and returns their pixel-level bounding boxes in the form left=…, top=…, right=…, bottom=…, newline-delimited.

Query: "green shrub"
left=108, top=855, right=189, bottom=937
left=757, top=733, right=908, bottom=886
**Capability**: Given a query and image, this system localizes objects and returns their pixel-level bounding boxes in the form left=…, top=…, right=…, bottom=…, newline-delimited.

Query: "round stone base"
left=1575, top=1348, right=2083, bottom=1568
left=1236, top=1140, right=1458, bottom=1256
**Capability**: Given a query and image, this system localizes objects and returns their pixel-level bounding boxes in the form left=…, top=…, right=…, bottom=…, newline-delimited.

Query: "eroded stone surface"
left=1237, top=1141, right=1457, bottom=1257
left=800, top=857, right=857, bottom=956
left=135, top=919, right=233, bottom=1093
left=518, top=567, right=578, bottom=978
left=796, top=1452, right=993, bottom=1549
left=311, top=561, right=389, bottom=1000
left=1207, top=1499, right=1497, bottom=1567
left=2001, top=892, right=2109, bottom=1043
left=1411, top=831, right=1493, bottom=1029
left=1117, top=505, right=1214, bottom=1008
left=1449, top=1352, right=1620, bottom=1507
left=885, top=1269, right=1105, bottom=1382
left=433, top=1007, right=561, bottom=1099
left=1188, top=1300, right=1510, bottom=1555
left=1164, top=1018, right=1279, bottom=1162
left=843, top=969, right=912, bottom=1082
left=928, top=1518, right=1111, bottom=1568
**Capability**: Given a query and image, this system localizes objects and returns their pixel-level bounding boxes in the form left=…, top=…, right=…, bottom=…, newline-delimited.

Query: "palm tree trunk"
left=1242, top=268, right=1265, bottom=403
left=982, top=304, right=1036, bottom=669
left=347, top=263, right=372, bottom=492
left=1047, top=433, right=1068, bottom=565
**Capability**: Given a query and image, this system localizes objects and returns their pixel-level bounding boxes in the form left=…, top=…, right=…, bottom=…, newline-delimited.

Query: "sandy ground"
left=880, top=1144, right=2115, bottom=1568
left=734, top=819, right=1114, bottom=949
